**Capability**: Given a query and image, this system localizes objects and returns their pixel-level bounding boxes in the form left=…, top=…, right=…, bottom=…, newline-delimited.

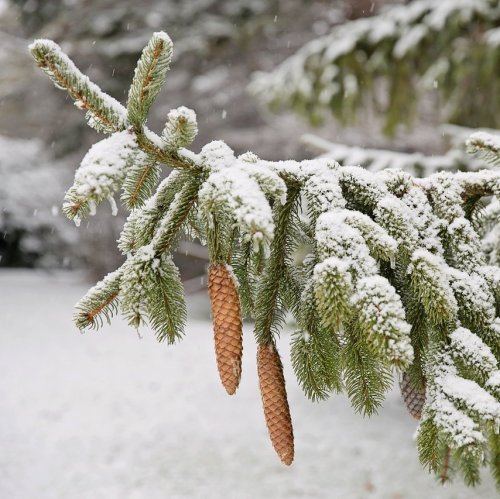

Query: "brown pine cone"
left=208, top=264, right=243, bottom=395
left=257, top=343, right=294, bottom=465
left=400, top=372, right=426, bottom=420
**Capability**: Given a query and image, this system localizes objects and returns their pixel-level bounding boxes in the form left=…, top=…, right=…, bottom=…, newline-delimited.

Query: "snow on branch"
left=250, top=0, right=500, bottom=133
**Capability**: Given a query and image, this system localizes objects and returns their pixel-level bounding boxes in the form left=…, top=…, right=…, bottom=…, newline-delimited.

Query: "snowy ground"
left=0, top=270, right=497, bottom=499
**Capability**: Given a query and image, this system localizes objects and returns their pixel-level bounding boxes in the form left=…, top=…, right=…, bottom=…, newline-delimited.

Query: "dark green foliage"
left=291, top=282, right=342, bottom=401
left=489, top=431, right=500, bottom=489
left=146, top=256, right=186, bottom=343
left=291, top=328, right=341, bottom=402
left=127, top=32, right=173, bottom=129
left=341, top=322, right=393, bottom=416
left=254, top=188, right=300, bottom=344
left=452, top=446, right=482, bottom=487
left=121, top=159, right=161, bottom=209
left=417, top=417, right=446, bottom=474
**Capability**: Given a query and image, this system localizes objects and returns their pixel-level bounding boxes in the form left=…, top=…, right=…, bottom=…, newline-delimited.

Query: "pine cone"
left=208, top=264, right=243, bottom=395
left=257, top=343, right=294, bottom=465
left=400, top=372, right=426, bottom=420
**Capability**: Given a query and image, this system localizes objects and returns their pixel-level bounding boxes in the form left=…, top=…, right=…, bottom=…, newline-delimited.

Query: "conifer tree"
left=30, top=32, right=500, bottom=488
left=250, top=0, right=500, bottom=133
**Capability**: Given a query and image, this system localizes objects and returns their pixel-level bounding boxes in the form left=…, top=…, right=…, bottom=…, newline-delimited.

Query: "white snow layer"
left=71, top=130, right=139, bottom=198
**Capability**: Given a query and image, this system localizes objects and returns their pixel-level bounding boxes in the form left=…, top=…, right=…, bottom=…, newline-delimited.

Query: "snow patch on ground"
left=0, top=270, right=496, bottom=499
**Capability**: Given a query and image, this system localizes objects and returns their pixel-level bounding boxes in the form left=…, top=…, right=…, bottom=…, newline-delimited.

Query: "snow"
left=373, top=195, right=419, bottom=251
left=485, top=27, right=500, bottom=47
left=441, top=374, right=500, bottom=423
left=165, top=106, right=197, bottom=126
left=199, top=166, right=275, bottom=247
left=400, top=187, right=443, bottom=255
left=393, top=25, right=427, bottom=58
left=467, top=130, right=500, bottom=153
left=302, top=166, right=345, bottom=217
left=70, top=130, right=138, bottom=200
left=429, top=395, right=485, bottom=447
left=450, top=327, right=497, bottom=372
left=0, top=269, right=497, bottom=498
left=351, top=275, right=413, bottom=365
left=301, top=134, right=483, bottom=177
left=200, top=140, right=236, bottom=170
left=162, top=106, right=198, bottom=150
left=243, top=163, right=287, bottom=206
left=315, top=213, right=378, bottom=279
left=337, top=209, right=398, bottom=262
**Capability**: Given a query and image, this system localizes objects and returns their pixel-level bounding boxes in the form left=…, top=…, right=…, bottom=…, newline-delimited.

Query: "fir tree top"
left=30, top=32, right=500, bottom=486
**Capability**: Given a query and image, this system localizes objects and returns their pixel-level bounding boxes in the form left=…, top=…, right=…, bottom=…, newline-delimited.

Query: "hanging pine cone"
left=257, top=343, right=294, bottom=465
left=400, top=372, right=426, bottom=420
left=208, top=264, right=243, bottom=395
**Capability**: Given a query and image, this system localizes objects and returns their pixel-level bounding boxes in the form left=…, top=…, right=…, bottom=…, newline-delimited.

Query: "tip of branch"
left=29, top=38, right=61, bottom=56
left=152, top=31, right=173, bottom=46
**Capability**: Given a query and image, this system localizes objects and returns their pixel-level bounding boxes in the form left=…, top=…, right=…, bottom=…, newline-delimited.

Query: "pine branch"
left=467, top=131, right=500, bottom=167
left=146, top=256, right=186, bottom=343
left=251, top=0, right=500, bottom=132
left=342, top=321, right=393, bottom=416
left=291, top=281, right=342, bottom=401
left=162, top=106, right=198, bottom=150
left=31, top=31, right=500, bottom=483
left=127, top=32, right=173, bottom=129
left=417, top=416, right=446, bottom=474
left=152, top=173, right=204, bottom=254
left=118, top=170, right=190, bottom=254
left=29, top=38, right=198, bottom=172
left=74, top=268, right=123, bottom=330
left=120, top=250, right=186, bottom=342
left=489, top=430, right=500, bottom=488
left=63, top=130, right=139, bottom=222
left=254, top=187, right=300, bottom=344
left=408, top=250, right=457, bottom=327
left=121, top=157, right=161, bottom=210
left=30, top=40, right=127, bottom=133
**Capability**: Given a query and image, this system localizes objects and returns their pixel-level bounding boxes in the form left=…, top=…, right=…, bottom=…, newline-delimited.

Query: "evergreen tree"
left=30, top=32, right=500, bottom=487
left=250, top=0, right=500, bottom=133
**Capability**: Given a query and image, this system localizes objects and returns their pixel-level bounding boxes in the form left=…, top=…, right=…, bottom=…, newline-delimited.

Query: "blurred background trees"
left=1, top=0, right=498, bottom=278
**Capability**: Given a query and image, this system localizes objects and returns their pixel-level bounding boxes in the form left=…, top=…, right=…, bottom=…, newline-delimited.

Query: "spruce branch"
left=120, top=249, right=187, bottom=342
left=31, top=31, right=500, bottom=484
left=291, top=281, right=342, bottom=401
left=73, top=268, right=123, bottom=330
left=253, top=188, right=300, bottom=344
left=489, top=430, right=500, bottom=488
left=408, top=250, right=457, bottom=327
left=251, top=0, right=500, bottom=132
left=162, top=106, right=198, bottom=150
left=127, top=31, right=173, bottom=129
left=29, top=39, right=127, bottom=133
left=342, top=321, right=393, bottom=416
left=313, top=257, right=352, bottom=331
left=118, top=170, right=191, bottom=254
left=467, top=131, right=500, bottom=167
left=63, top=130, right=139, bottom=222
left=352, top=275, right=413, bottom=369
left=29, top=37, right=198, bottom=172
left=121, top=156, right=161, bottom=210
